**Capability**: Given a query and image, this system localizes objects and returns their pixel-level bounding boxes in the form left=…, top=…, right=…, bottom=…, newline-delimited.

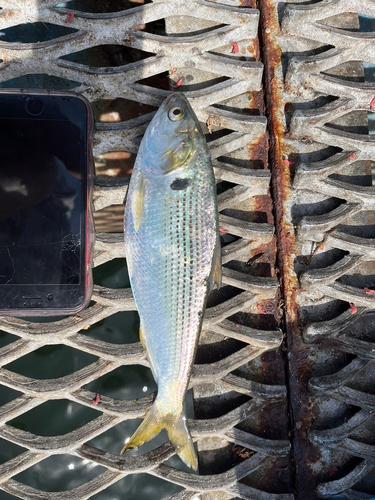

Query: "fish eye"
left=168, top=107, right=185, bottom=121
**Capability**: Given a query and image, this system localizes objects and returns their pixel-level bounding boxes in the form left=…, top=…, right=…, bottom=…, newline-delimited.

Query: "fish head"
left=142, top=93, right=205, bottom=176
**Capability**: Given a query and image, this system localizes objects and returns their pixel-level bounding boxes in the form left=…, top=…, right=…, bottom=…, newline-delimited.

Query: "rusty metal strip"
left=260, top=0, right=375, bottom=497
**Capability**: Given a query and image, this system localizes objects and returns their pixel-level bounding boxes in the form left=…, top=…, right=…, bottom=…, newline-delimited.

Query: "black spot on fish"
left=170, top=178, right=192, bottom=190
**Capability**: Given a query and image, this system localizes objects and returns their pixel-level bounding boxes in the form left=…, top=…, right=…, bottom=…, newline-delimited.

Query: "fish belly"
left=125, top=170, right=217, bottom=412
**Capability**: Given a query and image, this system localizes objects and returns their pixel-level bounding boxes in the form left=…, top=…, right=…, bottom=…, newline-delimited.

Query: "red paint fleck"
left=170, top=78, right=183, bottom=89
left=370, top=97, right=375, bottom=111
left=230, top=42, right=239, bottom=54
left=65, top=12, right=75, bottom=23
left=364, top=288, right=375, bottom=295
left=235, top=324, right=241, bottom=328
left=92, top=393, right=101, bottom=405
left=349, top=303, right=358, bottom=314
left=220, top=227, right=229, bottom=234
left=257, top=304, right=267, bottom=315
left=330, top=466, right=338, bottom=477
left=284, top=158, right=295, bottom=167
left=350, top=153, right=357, bottom=161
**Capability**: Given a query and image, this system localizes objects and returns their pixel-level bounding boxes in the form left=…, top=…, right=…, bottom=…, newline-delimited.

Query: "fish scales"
left=123, top=93, right=221, bottom=470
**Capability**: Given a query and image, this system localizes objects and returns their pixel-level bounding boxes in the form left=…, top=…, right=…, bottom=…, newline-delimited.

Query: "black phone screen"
left=0, top=118, right=84, bottom=286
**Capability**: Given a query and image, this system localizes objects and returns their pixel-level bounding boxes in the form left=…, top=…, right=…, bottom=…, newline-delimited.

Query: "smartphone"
left=0, top=90, right=95, bottom=316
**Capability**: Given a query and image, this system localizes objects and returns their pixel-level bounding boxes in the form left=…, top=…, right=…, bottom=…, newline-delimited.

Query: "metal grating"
left=0, top=1, right=291, bottom=499
left=261, top=0, right=375, bottom=498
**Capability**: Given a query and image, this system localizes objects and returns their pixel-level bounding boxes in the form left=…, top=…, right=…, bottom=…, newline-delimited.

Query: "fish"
left=122, top=93, right=221, bottom=470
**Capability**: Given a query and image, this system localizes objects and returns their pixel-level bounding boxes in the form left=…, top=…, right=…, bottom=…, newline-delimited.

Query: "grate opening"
left=61, top=44, right=155, bottom=67
left=292, top=197, right=345, bottom=226
left=84, top=365, right=156, bottom=400
left=133, top=18, right=166, bottom=35
left=0, top=438, right=25, bottom=465
left=8, top=400, right=101, bottom=435
left=0, top=385, right=22, bottom=407
left=0, top=74, right=80, bottom=90
left=0, top=23, right=77, bottom=43
left=5, top=345, right=98, bottom=380
left=167, top=23, right=229, bottom=37
left=343, top=311, right=375, bottom=339
left=322, top=61, right=366, bottom=82
left=325, top=110, right=370, bottom=135
left=320, top=12, right=367, bottom=31
left=194, top=392, right=251, bottom=419
left=93, top=205, right=125, bottom=232
left=329, top=162, right=373, bottom=186
left=95, top=151, right=136, bottom=177
left=0, top=331, right=18, bottom=349
left=300, top=299, right=351, bottom=325
left=90, top=473, right=183, bottom=499
left=346, top=363, right=375, bottom=395
left=82, top=314, right=139, bottom=344
left=58, top=0, right=153, bottom=13
left=230, top=311, right=279, bottom=331
left=91, top=98, right=157, bottom=122
left=14, top=455, right=105, bottom=493
left=338, top=223, right=375, bottom=238
left=196, top=338, right=247, bottom=364
left=93, top=259, right=130, bottom=288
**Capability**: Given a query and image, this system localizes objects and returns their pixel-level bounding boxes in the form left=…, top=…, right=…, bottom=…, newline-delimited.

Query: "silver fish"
left=122, top=93, right=221, bottom=470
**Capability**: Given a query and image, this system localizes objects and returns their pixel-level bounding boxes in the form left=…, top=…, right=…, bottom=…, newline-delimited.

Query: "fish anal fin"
left=139, top=323, right=146, bottom=348
left=131, top=171, right=146, bottom=231
left=139, top=323, right=157, bottom=382
left=209, top=234, right=222, bottom=292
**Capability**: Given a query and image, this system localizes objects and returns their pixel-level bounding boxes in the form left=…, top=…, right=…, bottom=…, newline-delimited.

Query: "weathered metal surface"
left=260, top=0, right=375, bottom=497
left=0, top=0, right=290, bottom=498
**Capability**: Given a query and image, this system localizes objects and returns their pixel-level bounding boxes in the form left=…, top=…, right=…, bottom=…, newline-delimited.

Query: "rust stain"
left=257, top=0, right=321, bottom=496
left=4, top=10, right=16, bottom=20
left=239, top=0, right=257, bottom=7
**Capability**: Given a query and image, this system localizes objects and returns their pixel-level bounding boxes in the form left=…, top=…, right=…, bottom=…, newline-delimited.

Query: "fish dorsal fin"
left=209, top=234, right=222, bottom=292
left=131, top=171, right=146, bottom=231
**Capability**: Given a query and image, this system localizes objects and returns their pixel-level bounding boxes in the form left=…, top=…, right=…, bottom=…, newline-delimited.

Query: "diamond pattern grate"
left=0, top=1, right=290, bottom=498
left=262, top=0, right=375, bottom=498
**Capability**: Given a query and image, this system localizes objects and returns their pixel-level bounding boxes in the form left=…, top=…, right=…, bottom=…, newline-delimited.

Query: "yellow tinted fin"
left=209, top=234, right=222, bottom=292
left=121, top=403, right=163, bottom=454
left=131, top=172, right=145, bottom=231
left=167, top=412, right=198, bottom=471
left=139, top=323, right=145, bottom=347
left=121, top=400, right=198, bottom=471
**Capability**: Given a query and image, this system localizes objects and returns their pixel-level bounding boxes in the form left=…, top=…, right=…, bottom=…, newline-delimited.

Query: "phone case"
left=0, top=89, right=95, bottom=317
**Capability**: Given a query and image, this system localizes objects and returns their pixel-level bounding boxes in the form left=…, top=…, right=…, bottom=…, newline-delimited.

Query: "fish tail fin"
left=121, top=400, right=198, bottom=471
left=121, top=402, right=164, bottom=455
left=166, top=410, right=198, bottom=471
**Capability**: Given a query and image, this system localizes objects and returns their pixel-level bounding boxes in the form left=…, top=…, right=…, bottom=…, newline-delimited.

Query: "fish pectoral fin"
left=121, top=403, right=163, bottom=454
left=131, top=171, right=146, bottom=231
left=209, top=234, right=222, bottom=292
left=167, top=411, right=198, bottom=472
